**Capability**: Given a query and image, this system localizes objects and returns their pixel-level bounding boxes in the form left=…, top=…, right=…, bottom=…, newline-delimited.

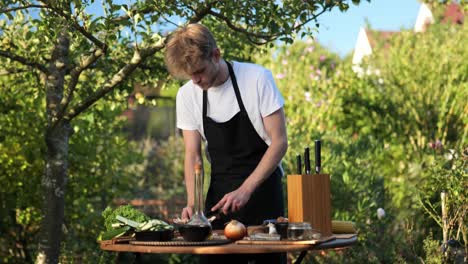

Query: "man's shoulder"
left=234, top=61, right=270, bottom=76
left=176, top=80, right=196, bottom=99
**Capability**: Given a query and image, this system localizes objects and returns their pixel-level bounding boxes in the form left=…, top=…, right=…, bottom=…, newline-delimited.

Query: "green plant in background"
left=251, top=11, right=466, bottom=262
left=135, top=136, right=186, bottom=200
left=418, top=146, right=467, bottom=263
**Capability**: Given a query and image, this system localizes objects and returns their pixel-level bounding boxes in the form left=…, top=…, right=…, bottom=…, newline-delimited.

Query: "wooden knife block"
left=287, top=174, right=332, bottom=236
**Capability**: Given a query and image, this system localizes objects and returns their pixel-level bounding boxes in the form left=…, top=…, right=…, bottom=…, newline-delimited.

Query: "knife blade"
left=304, top=147, right=311, bottom=174
left=315, top=140, right=321, bottom=173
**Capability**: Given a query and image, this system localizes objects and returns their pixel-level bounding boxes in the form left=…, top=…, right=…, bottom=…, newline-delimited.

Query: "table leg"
left=294, top=251, right=308, bottom=264
left=133, top=252, right=141, bottom=264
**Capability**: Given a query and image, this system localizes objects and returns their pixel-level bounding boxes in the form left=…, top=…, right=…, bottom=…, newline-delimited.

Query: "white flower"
left=444, top=149, right=457, bottom=161
left=377, top=208, right=385, bottom=220
left=304, top=92, right=311, bottom=102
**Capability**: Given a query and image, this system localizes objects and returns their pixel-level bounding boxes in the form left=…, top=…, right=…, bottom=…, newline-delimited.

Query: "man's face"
left=188, top=56, right=220, bottom=90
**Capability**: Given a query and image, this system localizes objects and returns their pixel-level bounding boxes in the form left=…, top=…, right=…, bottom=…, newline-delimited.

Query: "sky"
left=314, top=0, right=422, bottom=57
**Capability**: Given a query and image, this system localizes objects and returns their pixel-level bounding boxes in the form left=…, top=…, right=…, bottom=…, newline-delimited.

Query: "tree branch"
left=48, top=7, right=108, bottom=52
left=64, top=42, right=166, bottom=121
left=53, top=48, right=104, bottom=126
left=0, top=4, right=47, bottom=13
left=45, top=30, right=69, bottom=125
left=0, top=49, right=48, bottom=73
left=188, top=2, right=215, bottom=24
left=64, top=3, right=220, bottom=121
left=112, top=5, right=157, bottom=22
left=206, top=3, right=329, bottom=45
left=0, top=68, right=28, bottom=76
left=2, top=2, right=107, bottom=52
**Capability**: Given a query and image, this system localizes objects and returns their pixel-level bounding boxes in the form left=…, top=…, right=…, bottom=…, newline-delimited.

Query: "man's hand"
left=211, top=187, right=253, bottom=215
left=181, top=206, right=193, bottom=220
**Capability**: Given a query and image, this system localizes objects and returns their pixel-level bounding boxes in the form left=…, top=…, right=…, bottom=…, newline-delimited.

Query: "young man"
left=165, top=24, right=287, bottom=263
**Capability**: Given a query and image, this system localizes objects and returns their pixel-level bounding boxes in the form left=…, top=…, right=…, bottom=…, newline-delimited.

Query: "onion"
left=224, top=220, right=246, bottom=241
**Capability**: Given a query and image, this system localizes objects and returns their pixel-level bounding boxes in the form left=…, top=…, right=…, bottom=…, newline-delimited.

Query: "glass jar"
left=287, top=222, right=313, bottom=240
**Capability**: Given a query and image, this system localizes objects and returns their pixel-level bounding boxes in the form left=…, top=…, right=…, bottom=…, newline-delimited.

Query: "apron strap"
left=226, top=61, right=247, bottom=113
left=203, top=89, right=207, bottom=117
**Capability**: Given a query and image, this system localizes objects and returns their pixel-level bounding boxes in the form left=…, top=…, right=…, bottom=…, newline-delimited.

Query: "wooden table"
left=100, top=234, right=357, bottom=264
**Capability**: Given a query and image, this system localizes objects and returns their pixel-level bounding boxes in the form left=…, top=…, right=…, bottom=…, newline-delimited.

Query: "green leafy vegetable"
left=101, top=205, right=150, bottom=231
left=99, top=226, right=131, bottom=241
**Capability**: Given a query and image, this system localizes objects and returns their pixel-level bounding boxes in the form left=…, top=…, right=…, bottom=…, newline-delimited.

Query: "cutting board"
left=235, top=235, right=335, bottom=245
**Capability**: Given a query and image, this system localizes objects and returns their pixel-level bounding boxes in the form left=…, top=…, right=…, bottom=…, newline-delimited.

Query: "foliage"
left=0, top=67, right=144, bottom=263
left=423, top=234, right=444, bottom=264
left=134, top=136, right=186, bottom=201
left=0, top=70, right=45, bottom=263
left=418, top=147, right=467, bottom=260
left=253, top=14, right=466, bottom=263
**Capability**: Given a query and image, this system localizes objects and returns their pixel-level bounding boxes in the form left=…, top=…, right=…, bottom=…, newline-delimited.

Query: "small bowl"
left=135, top=229, right=174, bottom=241
left=274, top=222, right=289, bottom=240
left=178, top=224, right=212, bottom=242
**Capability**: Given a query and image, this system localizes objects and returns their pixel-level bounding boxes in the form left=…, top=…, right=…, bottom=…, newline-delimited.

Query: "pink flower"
left=428, top=139, right=443, bottom=149
left=315, top=69, right=322, bottom=75
left=319, top=55, right=326, bottom=62
left=282, top=59, right=288, bottom=65
left=306, top=46, right=314, bottom=53
left=309, top=73, right=315, bottom=79
left=276, top=73, right=286, bottom=79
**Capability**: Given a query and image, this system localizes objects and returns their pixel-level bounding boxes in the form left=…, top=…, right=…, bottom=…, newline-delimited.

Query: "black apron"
left=202, top=61, right=284, bottom=229
left=201, top=61, right=286, bottom=264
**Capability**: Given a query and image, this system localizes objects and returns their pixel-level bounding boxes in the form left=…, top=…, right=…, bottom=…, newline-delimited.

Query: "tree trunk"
left=36, top=122, right=71, bottom=264
left=36, top=30, right=70, bottom=264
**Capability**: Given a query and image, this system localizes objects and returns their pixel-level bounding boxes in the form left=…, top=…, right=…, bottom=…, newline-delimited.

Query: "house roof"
left=442, top=2, right=464, bottom=24
left=364, top=29, right=399, bottom=50
left=352, top=2, right=465, bottom=68
left=365, top=2, right=464, bottom=49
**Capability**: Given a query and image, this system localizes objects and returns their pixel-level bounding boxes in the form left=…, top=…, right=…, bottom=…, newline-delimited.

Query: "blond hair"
left=164, top=24, right=218, bottom=79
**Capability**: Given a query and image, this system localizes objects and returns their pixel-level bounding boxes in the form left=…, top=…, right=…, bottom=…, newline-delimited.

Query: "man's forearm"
left=239, top=138, right=288, bottom=194
left=184, top=153, right=199, bottom=207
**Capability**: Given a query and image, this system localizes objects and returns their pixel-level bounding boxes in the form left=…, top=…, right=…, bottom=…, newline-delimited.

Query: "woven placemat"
left=130, top=238, right=231, bottom=246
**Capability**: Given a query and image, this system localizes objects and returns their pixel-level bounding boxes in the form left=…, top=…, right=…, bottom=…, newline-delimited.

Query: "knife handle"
left=296, top=154, right=302, bottom=174
left=315, top=140, right=321, bottom=173
left=304, top=147, right=311, bottom=174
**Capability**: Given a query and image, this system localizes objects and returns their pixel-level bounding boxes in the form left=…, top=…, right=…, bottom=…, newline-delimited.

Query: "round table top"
left=99, top=235, right=357, bottom=255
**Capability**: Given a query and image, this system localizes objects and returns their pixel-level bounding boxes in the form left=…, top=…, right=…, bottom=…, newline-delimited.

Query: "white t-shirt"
left=176, top=61, right=284, bottom=145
